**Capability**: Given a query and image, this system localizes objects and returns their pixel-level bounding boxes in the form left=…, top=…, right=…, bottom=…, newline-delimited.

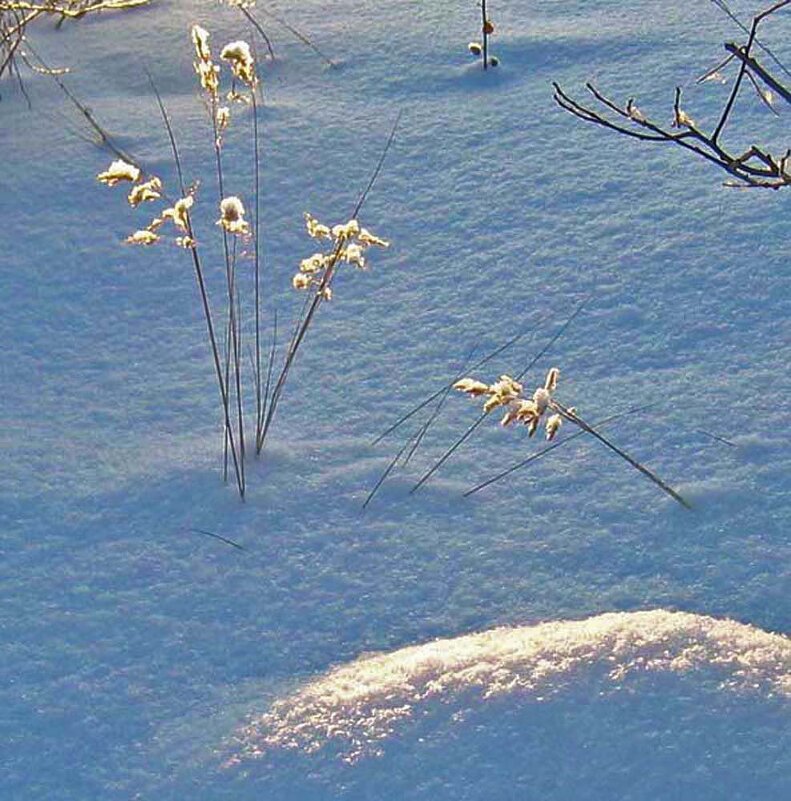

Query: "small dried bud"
left=468, top=41, right=482, bottom=56
left=344, top=243, right=366, bottom=269
left=162, top=195, right=194, bottom=232
left=216, top=106, right=231, bottom=130
left=305, top=212, right=332, bottom=239
left=674, top=107, right=696, bottom=129
left=321, top=286, right=333, bottom=301
left=176, top=236, right=196, bottom=249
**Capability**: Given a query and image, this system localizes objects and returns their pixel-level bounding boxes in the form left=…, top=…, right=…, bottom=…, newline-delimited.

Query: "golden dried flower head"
left=127, top=176, right=162, bottom=207
left=125, top=229, right=159, bottom=246
left=220, top=40, right=256, bottom=85
left=191, top=25, right=212, bottom=63
left=217, top=196, right=250, bottom=235
left=97, top=159, right=140, bottom=186
left=162, top=195, right=194, bottom=232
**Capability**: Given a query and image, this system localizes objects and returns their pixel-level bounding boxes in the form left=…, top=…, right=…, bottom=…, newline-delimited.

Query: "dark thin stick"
left=481, top=0, right=488, bottom=71
left=464, top=403, right=658, bottom=496
left=148, top=72, right=244, bottom=497
left=724, top=42, right=791, bottom=104
left=362, top=435, right=414, bottom=510
left=401, top=341, right=481, bottom=468
left=411, top=298, right=589, bottom=494
left=251, top=89, right=265, bottom=451
left=553, top=400, right=692, bottom=509
left=258, top=112, right=401, bottom=451
left=238, top=5, right=275, bottom=61
left=696, top=428, right=737, bottom=447
left=372, top=317, right=545, bottom=446
left=189, top=527, right=245, bottom=551
left=252, top=4, right=336, bottom=68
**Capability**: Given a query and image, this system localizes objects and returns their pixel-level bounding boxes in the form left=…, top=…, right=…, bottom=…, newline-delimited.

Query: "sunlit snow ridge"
left=229, top=610, right=790, bottom=764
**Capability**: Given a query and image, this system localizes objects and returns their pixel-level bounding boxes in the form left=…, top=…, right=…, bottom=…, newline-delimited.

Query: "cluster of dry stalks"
left=96, top=23, right=392, bottom=498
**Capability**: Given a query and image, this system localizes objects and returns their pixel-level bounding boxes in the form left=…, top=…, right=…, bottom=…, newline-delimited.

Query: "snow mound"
left=229, top=610, right=791, bottom=764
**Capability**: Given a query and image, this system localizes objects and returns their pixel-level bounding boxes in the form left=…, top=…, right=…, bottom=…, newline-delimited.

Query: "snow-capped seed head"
left=97, top=159, right=140, bottom=186
left=545, top=413, right=562, bottom=441
left=196, top=60, right=220, bottom=97
left=299, top=253, right=326, bottom=274
left=176, top=236, right=196, bottom=249
left=216, top=106, right=231, bottom=130
left=125, top=229, right=159, bottom=246
left=332, top=219, right=360, bottom=240
left=468, top=41, right=482, bottom=56
left=162, top=195, right=194, bottom=232
left=220, top=40, right=256, bottom=85
left=292, top=273, right=312, bottom=290
left=344, top=243, right=366, bottom=269
left=488, top=56, right=500, bottom=67
left=544, top=367, right=560, bottom=393
left=358, top=228, right=390, bottom=248
left=514, top=399, right=539, bottom=423
left=453, top=378, right=490, bottom=396
left=532, top=386, right=551, bottom=414
left=304, top=212, right=332, bottom=240
left=127, top=176, right=162, bottom=207
left=217, top=196, right=250, bottom=235
left=191, top=25, right=212, bottom=63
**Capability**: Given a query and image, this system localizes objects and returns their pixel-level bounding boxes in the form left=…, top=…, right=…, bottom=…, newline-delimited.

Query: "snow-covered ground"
left=0, top=1, right=788, bottom=799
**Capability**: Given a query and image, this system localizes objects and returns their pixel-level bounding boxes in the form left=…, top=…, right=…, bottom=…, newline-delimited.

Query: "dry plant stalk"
left=467, top=0, right=499, bottom=69
left=453, top=367, right=691, bottom=508
left=552, top=0, right=790, bottom=188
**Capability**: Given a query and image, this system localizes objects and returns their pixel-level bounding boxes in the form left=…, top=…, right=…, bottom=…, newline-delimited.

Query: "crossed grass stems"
left=365, top=299, right=691, bottom=511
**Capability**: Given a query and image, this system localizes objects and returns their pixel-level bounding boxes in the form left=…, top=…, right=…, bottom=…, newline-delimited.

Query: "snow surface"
left=0, top=1, right=789, bottom=799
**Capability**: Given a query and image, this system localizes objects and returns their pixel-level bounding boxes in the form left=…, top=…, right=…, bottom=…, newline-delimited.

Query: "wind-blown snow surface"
left=0, top=1, right=789, bottom=799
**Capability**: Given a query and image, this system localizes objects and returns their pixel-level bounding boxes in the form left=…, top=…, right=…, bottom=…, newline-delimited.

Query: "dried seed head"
left=216, top=106, right=231, bottom=130
left=191, top=24, right=212, bottom=63
left=544, top=367, right=560, bottom=393
left=162, top=195, right=194, bottom=232
left=453, top=378, right=490, bottom=396
left=332, top=219, right=360, bottom=240
left=468, top=41, right=482, bottom=56
left=125, top=229, right=159, bottom=246
left=196, top=60, right=221, bottom=98
left=344, top=243, right=366, bottom=269
left=358, top=227, right=390, bottom=248
left=305, top=212, right=332, bottom=240
left=299, top=253, right=326, bottom=274
left=322, top=286, right=333, bottom=301
left=217, top=196, right=250, bottom=235
left=532, top=386, right=551, bottom=414
left=97, top=159, right=140, bottom=186
left=221, top=40, right=256, bottom=85
left=176, top=236, right=196, bottom=249
left=127, top=176, right=163, bottom=207
left=674, top=107, right=696, bottom=129
left=292, top=273, right=313, bottom=290
left=545, top=413, right=562, bottom=441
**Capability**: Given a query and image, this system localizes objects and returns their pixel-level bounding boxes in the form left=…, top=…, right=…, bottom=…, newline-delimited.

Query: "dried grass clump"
left=96, top=23, right=396, bottom=497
